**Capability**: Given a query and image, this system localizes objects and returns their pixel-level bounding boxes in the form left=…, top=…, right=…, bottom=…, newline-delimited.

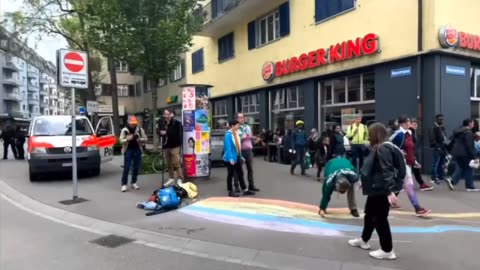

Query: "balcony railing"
left=2, top=77, right=22, bottom=86
left=28, top=84, right=39, bottom=91
left=27, top=71, right=39, bottom=78
left=40, top=101, right=48, bottom=108
left=39, top=89, right=48, bottom=96
left=39, top=77, right=49, bottom=84
left=3, top=60, right=21, bottom=71
left=3, top=92, right=22, bottom=101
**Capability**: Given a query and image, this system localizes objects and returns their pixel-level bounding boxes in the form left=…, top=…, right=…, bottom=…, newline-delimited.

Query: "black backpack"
left=382, top=142, right=407, bottom=188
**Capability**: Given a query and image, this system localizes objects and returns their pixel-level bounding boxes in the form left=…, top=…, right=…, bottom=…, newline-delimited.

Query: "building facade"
left=162, top=0, right=479, bottom=167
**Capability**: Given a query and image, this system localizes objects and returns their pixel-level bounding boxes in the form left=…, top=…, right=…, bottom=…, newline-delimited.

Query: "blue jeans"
left=122, top=148, right=142, bottom=185
left=431, top=149, right=446, bottom=180
left=451, top=158, right=475, bottom=189
left=350, top=144, right=366, bottom=172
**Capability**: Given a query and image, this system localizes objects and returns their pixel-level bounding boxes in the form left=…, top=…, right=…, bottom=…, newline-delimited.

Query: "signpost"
left=57, top=49, right=89, bottom=202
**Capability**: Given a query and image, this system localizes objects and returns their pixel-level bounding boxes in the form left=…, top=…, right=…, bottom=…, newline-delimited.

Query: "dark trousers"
left=361, top=195, right=393, bottom=253
left=227, top=159, right=246, bottom=192
left=316, top=160, right=325, bottom=178
left=350, top=144, right=366, bottom=171
left=290, top=147, right=306, bottom=174
left=16, top=142, right=25, bottom=159
left=121, top=148, right=142, bottom=185
left=431, top=149, right=446, bottom=180
left=241, top=150, right=255, bottom=189
left=451, top=157, right=475, bottom=189
left=3, top=139, right=18, bottom=159
left=412, top=167, right=425, bottom=186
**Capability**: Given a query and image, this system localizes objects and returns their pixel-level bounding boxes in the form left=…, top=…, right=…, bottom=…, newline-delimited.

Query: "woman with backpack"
left=348, top=123, right=400, bottom=260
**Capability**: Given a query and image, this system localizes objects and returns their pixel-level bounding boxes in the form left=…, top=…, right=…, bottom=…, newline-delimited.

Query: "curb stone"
left=0, top=180, right=401, bottom=270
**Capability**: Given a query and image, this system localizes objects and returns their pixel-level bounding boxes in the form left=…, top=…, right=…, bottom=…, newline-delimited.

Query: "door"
left=95, top=117, right=115, bottom=163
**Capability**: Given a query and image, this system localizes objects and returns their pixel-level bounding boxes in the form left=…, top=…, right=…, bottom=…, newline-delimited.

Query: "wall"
left=187, top=0, right=419, bottom=98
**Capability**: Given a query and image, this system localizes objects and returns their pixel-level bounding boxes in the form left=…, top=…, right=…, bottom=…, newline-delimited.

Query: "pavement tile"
left=252, top=250, right=341, bottom=270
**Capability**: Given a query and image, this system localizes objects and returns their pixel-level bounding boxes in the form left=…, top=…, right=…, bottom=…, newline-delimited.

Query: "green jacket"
left=319, top=157, right=358, bottom=210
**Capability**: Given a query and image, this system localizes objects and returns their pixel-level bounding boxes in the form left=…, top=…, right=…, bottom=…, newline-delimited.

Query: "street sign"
left=87, top=100, right=98, bottom=113
left=79, top=107, right=86, bottom=114
left=57, top=49, right=89, bottom=89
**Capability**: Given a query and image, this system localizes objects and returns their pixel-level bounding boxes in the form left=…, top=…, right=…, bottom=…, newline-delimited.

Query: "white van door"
left=95, top=117, right=115, bottom=163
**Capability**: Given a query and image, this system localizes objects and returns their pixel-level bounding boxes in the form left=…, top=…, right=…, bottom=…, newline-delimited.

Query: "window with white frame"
left=470, top=67, right=480, bottom=121
left=115, top=61, right=128, bottom=72
left=237, top=93, right=260, bottom=114
left=257, top=10, right=280, bottom=47
left=159, top=78, right=167, bottom=87
left=171, top=63, right=183, bottom=81
left=213, top=99, right=228, bottom=130
left=270, top=87, right=304, bottom=130
left=117, top=85, right=129, bottom=97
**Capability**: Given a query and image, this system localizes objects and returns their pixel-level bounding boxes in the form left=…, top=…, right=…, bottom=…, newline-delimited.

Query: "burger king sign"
left=262, top=61, right=275, bottom=82
left=439, top=25, right=459, bottom=47
left=439, top=25, right=480, bottom=52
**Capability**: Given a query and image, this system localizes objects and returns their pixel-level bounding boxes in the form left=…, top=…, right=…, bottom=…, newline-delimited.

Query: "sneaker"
left=350, top=209, right=360, bottom=218
left=121, top=185, right=127, bottom=192
left=131, top=183, right=140, bottom=190
left=369, top=249, right=396, bottom=260
left=415, top=208, right=431, bottom=217
left=467, top=188, right=480, bottom=192
left=235, top=187, right=241, bottom=193
left=165, top=178, right=175, bottom=187
left=444, top=178, right=454, bottom=190
left=420, top=184, right=434, bottom=191
left=228, top=191, right=239, bottom=197
left=177, top=179, right=183, bottom=185
left=249, top=186, right=260, bottom=192
left=348, top=238, right=371, bottom=250
left=243, top=190, right=255, bottom=196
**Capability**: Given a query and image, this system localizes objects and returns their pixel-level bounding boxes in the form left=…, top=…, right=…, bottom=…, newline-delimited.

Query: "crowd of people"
left=0, top=121, right=26, bottom=160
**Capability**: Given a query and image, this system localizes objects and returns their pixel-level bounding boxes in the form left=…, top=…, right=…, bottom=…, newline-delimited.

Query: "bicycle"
left=151, top=136, right=167, bottom=174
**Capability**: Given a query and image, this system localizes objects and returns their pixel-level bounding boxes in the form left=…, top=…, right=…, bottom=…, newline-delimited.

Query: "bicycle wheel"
left=152, top=154, right=166, bottom=173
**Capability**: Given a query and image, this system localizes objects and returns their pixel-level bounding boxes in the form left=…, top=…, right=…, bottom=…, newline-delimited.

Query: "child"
left=318, top=157, right=359, bottom=217
left=315, top=135, right=331, bottom=181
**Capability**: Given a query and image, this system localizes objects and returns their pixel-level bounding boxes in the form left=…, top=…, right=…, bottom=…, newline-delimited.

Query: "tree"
left=120, top=0, right=202, bottom=148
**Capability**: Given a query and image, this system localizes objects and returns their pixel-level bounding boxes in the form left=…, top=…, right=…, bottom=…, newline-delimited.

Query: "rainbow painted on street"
left=179, top=197, right=480, bottom=237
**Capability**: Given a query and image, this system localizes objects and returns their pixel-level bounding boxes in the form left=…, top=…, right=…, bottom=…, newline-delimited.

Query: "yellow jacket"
left=346, top=123, right=369, bottom=145
left=179, top=182, right=198, bottom=199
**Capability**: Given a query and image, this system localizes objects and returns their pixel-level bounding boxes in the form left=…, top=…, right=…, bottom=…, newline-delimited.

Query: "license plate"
left=62, top=163, right=72, bottom=167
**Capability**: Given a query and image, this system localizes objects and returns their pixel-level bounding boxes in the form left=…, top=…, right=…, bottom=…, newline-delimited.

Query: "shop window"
left=362, top=72, right=375, bottom=100
left=347, top=75, right=361, bottom=102
left=270, top=86, right=305, bottom=130
left=236, top=93, right=260, bottom=135
left=315, top=0, right=355, bottom=23
left=213, top=99, right=228, bottom=130
left=192, top=49, right=204, bottom=74
left=218, top=32, right=235, bottom=62
left=333, top=79, right=346, bottom=103
left=471, top=67, right=480, bottom=99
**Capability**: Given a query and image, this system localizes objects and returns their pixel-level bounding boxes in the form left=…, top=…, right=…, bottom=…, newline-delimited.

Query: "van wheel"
left=29, top=168, right=39, bottom=182
left=91, top=166, right=101, bottom=177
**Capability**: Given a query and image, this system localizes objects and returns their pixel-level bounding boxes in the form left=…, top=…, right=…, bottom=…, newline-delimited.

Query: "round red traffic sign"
left=64, top=52, right=85, bottom=73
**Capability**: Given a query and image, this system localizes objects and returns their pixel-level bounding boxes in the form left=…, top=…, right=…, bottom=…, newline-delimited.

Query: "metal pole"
left=71, top=87, right=78, bottom=200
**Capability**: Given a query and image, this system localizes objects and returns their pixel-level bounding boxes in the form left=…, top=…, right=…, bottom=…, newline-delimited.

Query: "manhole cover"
left=59, top=197, right=88, bottom=205
left=90, top=234, right=135, bottom=248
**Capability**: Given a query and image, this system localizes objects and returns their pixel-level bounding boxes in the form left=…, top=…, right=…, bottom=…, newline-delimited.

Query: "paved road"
left=0, top=197, right=268, bottom=270
left=1, top=146, right=480, bottom=270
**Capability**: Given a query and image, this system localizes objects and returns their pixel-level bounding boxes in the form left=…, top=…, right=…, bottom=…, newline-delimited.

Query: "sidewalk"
left=1, top=155, right=480, bottom=270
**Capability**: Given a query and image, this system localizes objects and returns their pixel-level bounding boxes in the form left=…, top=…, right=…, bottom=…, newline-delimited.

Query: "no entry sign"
left=57, top=49, right=88, bottom=89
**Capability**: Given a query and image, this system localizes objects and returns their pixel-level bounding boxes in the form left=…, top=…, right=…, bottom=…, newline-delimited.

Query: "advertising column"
left=181, top=84, right=212, bottom=179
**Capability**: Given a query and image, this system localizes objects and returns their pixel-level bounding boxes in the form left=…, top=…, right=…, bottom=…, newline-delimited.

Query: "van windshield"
left=33, top=118, right=93, bottom=136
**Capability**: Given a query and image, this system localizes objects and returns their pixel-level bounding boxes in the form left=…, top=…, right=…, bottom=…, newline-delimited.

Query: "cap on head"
left=128, top=115, right=138, bottom=125
left=296, top=120, right=304, bottom=126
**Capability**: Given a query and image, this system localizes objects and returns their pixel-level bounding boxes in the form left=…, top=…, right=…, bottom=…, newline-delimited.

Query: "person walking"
left=15, top=126, right=26, bottom=160
left=390, top=116, right=431, bottom=216
left=318, top=157, right=359, bottom=218
left=315, top=135, right=331, bottom=181
left=223, top=120, right=255, bottom=197
left=237, top=113, right=260, bottom=192
left=119, top=116, right=147, bottom=192
left=346, top=114, right=368, bottom=171
left=348, top=123, right=400, bottom=260
left=410, top=118, right=434, bottom=191
left=159, top=109, right=184, bottom=186
left=290, top=120, right=308, bottom=176
left=2, top=121, right=18, bottom=160
left=445, top=119, right=479, bottom=192
left=331, top=124, right=346, bottom=158
left=307, top=128, right=319, bottom=166
left=430, top=114, right=448, bottom=184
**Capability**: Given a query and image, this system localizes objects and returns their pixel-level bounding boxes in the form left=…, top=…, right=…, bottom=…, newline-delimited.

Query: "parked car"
left=27, top=115, right=115, bottom=181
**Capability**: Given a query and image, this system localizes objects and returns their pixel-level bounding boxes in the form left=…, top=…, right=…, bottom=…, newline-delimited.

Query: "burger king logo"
left=262, top=61, right=275, bottom=81
left=439, top=25, right=459, bottom=48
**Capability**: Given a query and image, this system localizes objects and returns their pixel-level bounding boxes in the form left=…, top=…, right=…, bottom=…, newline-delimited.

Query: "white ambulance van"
left=27, top=115, right=116, bottom=181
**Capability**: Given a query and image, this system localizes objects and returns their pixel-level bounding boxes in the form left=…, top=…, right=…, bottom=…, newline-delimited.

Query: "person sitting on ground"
left=318, top=157, right=360, bottom=218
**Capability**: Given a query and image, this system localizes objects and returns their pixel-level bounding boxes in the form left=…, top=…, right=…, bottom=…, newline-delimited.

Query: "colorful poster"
left=183, top=110, right=195, bottom=132
left=194, top=131, right=210, bottom=154
left=195, top=87, right=210, bottom=110
left=195, top=109, right=209, bottom=131
left=182, top=87, right=196, bottom=110
left=183, top=154, right=196, bottom=177
left=183, top=131, right=195, bottom=155
left=195, top=154, right=210, bottom=177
